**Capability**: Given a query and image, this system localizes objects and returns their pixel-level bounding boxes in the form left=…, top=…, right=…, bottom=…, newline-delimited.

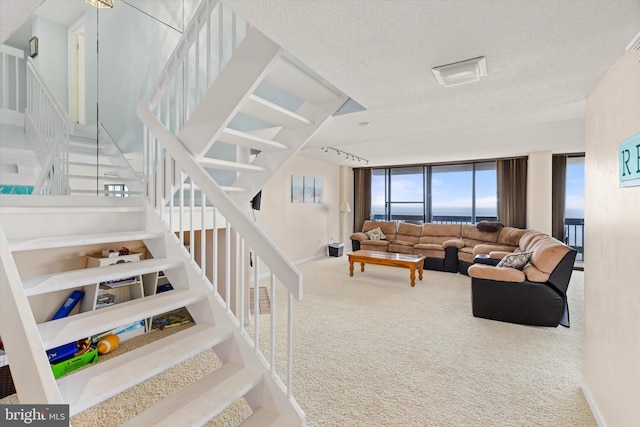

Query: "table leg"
left=360, top=262, right=365, bottom=272
left=410, top=266, right=416, bottom=287
left=349, top=260, right=354, bottom=277
left=418, top=263, right=424, bottom=281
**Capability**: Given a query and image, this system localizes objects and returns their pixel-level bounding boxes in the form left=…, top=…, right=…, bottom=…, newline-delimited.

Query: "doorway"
left=68, top=19, right=86, bottom=124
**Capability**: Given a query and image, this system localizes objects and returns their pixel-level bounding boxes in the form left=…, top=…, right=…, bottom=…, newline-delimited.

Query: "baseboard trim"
left=581, top=380, right=608, bottom=427
left=294, top=253, right=326, bottom=266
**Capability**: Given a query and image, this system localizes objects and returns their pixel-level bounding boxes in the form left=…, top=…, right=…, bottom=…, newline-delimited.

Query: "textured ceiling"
left=225, top=0, right=640, bottom=167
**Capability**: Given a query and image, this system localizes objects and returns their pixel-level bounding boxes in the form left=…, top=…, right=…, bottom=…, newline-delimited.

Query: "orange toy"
left=97, top=334, right=120, bottom=355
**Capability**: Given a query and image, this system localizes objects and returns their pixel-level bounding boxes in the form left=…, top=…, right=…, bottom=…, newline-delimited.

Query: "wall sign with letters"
left=619, top=132, right=640, bottom=188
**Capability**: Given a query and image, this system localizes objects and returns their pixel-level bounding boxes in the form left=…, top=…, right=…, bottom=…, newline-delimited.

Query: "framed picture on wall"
left=291, top=175, right=303, bottom=203
left=303, top=176, right=315, bottom=203
left=314, top=178, right=323, bottom=203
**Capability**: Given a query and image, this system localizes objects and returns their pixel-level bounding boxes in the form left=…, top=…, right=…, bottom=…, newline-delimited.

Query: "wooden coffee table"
left=347, top=250, right=425, bottom=287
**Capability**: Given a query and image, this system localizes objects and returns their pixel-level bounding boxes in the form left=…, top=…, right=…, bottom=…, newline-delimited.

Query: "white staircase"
left=0, top=195, right=303, bottom=425
left=147, top=0, right=348, bottom=208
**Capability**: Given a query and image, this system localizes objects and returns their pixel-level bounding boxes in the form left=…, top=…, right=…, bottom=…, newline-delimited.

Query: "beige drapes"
left=552, top=155, right=567, bottom=241
left=497, top=158, right=527, bottom=229
left=353, top=168, right=371, bottom=233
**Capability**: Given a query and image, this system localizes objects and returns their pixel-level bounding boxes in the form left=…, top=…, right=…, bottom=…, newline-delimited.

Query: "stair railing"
left=138, top=101, right=302, bottom=399
left=25, top=57, right=71, bottom=195
left=148, top=0, right=249, bottom=134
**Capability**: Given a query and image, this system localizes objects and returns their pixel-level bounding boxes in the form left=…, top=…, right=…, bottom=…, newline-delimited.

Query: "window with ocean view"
left=371, top=162, right=497, bottom=224
left=565, top=156, right=585, bottom=262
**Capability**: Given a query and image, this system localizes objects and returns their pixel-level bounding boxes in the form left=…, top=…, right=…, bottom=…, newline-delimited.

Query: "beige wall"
left=253, top=155, right=343, bottom=263
left=527, top=151, right=553, bottom=235
left=583, top=51, right=640, bottom=426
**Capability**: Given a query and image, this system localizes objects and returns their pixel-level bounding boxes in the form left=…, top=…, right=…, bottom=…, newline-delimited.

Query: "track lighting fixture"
left=320, top=147, right=369, bottom=165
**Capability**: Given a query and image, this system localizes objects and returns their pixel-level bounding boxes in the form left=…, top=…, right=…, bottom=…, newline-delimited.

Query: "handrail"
left=148, top=0, right=250, bottom=133
left=26, top=57, right=72, bottom=132
left=138, top=101, right=302, bottom=300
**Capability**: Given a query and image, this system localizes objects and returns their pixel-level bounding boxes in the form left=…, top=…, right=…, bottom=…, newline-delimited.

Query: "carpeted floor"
left=2, top=256, right=595, bottom=426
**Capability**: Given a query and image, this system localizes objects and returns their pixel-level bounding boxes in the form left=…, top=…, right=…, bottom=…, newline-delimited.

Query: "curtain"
left=552, top=155, right=567, bottom=242
left=353, top=168, right=371, bottom=233
left=497, top=158, right=527, bottom=229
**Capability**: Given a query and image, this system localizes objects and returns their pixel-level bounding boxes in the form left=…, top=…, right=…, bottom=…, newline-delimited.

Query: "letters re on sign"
left=619, top=132, right=640, bottom=188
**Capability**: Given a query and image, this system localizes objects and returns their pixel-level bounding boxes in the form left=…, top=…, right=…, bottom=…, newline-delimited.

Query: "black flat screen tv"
left=251, top=190, right=262, bottom=210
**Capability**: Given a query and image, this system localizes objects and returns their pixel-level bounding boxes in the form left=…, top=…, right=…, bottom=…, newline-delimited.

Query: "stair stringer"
left=142, top=201, right=306, bottom=425
left=0, top=227, right=64, bottom=404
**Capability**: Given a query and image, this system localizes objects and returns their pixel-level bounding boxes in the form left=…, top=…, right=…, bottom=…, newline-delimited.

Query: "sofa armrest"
left=489, top=251, right=512, bottom=260
left=443, top=238, right=464, bottom=249
left=468, top=264, right=526, bottom=282
left=350, top=232, right=369, bottom=242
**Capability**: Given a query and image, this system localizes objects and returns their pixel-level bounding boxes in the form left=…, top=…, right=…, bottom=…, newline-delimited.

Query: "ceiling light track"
left=322, top=147, right=368, bottom=165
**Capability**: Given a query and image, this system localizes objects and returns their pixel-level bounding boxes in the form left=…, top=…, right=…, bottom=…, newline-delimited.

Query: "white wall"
left=32, top=17, right=68, bottom=110
left=83, top=4, right=182, bottom=152
left=527, top=151, right=553, bottom=234
left=582, top=51, right=640, bottom=427
left=252, top=155, right=342, bottom=263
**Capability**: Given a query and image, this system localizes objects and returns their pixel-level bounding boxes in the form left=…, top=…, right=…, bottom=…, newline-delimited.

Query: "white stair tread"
left=70, top=189, right=142, bottom=195
left=68, top=161, right=130, bottom=169
left=266, top=56, right=339, bottom=104
left=221, top=186, right=248, bottom=193
left=9, top=230, right=164, bottom=252
left=217, top=128, right=288, bottom=152
left=239, top=408, right=282, bottom=427
left=66, top=145, right=115, bottom=156
left=199, top=157, right=268, bottom=173
left=121, top=362, right=263, bottom=427
left=22, top=258, right=183, bottom=296
left=242, top=94, right=313, bottom=128
left=60, top=323, right=233, bottom=415
left=68, top=174, right=138, bottom=182
left=39, top=289, right=206, bottom=349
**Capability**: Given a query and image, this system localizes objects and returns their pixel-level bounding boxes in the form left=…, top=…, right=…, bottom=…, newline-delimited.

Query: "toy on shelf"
left=97, top=334, right=120, bottom=355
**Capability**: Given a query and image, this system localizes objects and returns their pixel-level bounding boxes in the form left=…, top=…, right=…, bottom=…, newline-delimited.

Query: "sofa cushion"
left=472, top=244, right=518, bottom=256
left=362, top=220, right=397, bottom=239
left=498, top=227, right=529, bottom=246
left=519, top=230, right=546, bottom=252
left=413, top=248, right=446, bottom=259
left=366, top=227, right=386, bottom=241
left=528, top=237, right=571, bottom=274
left=468, top=264, right=526, bottom=282
left=361, top=240, right=390, bottom=251
left=496, top=251, right=532, bottom=270
left=523, top=264, right=550, bottom=282
left=461, top=224, right=500, bottom=246
left=394, top=222, right=422, bottom=245
left=388, top=243, right=415, bottom=254
left=421, top=223, right=462, bottom=237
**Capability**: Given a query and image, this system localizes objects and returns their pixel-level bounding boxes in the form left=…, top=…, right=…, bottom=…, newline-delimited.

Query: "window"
left=389, top=167, right=424, bottom=223
left=565, top=156, right=585, bottom=262
left=371, top=162, right=497, bottom=225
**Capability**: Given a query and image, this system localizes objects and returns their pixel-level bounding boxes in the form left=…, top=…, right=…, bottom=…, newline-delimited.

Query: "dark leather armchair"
left=468, top=236, right=577, bottom=327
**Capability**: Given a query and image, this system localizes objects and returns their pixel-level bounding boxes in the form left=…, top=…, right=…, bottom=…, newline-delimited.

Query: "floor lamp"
left=339, top=202, right=351, bottom=243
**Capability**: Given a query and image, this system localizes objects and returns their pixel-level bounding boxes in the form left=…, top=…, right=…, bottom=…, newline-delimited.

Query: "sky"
left=372, top=159, right=585, bottom=219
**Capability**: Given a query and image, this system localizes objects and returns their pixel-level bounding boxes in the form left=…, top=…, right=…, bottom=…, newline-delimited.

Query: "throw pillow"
left=365, top=227, right=386, bottom=241
left=476, top=221, right=505, bottom=233
left=496, top=251, right=532, bottom=270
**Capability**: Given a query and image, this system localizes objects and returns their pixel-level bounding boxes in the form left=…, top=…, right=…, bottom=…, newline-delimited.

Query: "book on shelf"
left=99, top=277, right=137, bottom=288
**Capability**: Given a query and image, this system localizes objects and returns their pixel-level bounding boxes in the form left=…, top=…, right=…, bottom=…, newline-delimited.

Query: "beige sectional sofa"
left=350, top=220, right=571, bottom=275
left=350, top=220, right=577, bottom=327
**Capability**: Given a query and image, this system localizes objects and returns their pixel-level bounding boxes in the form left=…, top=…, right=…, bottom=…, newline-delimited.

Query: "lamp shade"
left=340, top=202, right=351, bottom=213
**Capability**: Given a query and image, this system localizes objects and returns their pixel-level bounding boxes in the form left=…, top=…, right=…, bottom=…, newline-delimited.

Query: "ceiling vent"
left=432, top=56, right=487, bottom=87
